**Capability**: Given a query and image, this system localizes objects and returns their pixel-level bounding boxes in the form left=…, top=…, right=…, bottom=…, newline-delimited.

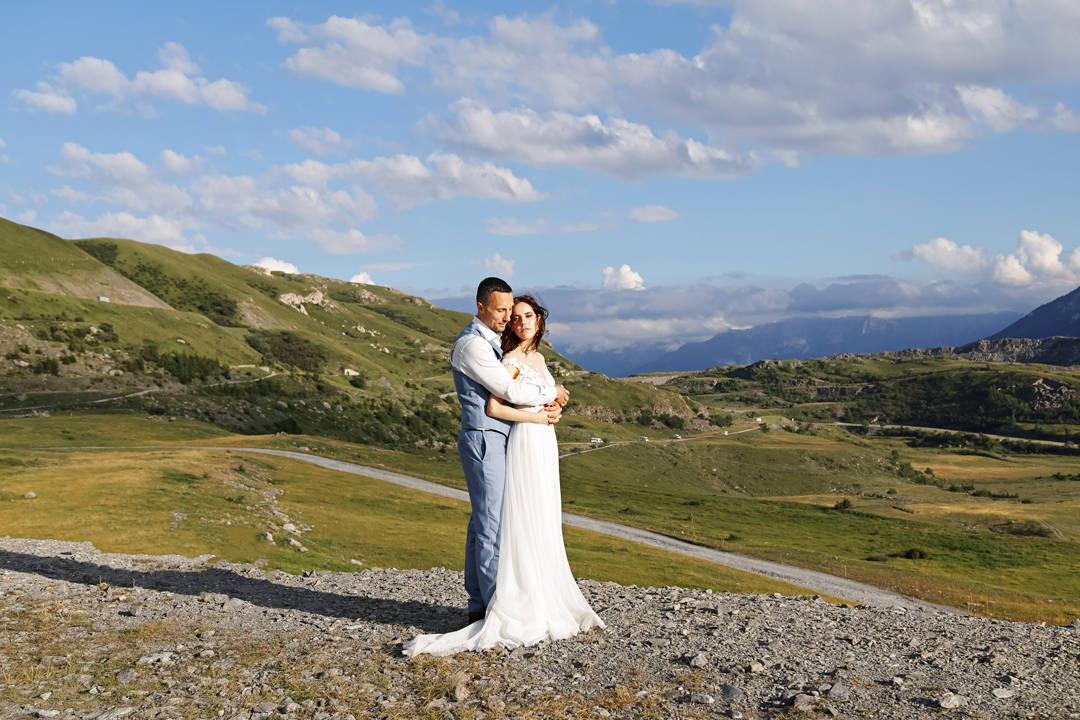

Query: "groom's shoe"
left=467, top=609, right=486, bottom=624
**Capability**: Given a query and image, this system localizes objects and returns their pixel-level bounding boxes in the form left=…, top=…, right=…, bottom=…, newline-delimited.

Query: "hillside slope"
left=0, top=218, right=169, bottom=308
left=989, top=284, right=1080, bottom=340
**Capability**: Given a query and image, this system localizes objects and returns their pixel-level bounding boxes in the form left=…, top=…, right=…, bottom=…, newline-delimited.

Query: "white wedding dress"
left=403, top=357, right=605, bottom=656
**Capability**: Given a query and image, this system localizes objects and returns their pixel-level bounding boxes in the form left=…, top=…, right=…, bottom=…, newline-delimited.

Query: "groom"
left=450, top=277, right=569, bottom=623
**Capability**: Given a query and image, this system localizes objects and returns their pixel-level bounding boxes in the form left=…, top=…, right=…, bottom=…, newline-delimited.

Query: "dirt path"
left=164, top=445, right=955, bottom=614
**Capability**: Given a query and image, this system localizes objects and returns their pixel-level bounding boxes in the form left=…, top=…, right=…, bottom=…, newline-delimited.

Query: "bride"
left=404, top=295, right=605, bottom=656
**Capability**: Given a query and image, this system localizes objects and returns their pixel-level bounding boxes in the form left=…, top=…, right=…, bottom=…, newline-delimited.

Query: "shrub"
left=348, top=375, right=366, bottom=389
left=833, top=497, right=853, bottom=510
left=31, top=357, right=60, bottom=375
left=899, top=547, right=929, bottom=559
left=246, top=330, right=327, bottom=372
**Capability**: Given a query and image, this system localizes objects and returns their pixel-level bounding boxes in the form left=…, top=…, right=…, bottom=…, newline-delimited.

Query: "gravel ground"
left=2, top=537, right=1077, bottom=720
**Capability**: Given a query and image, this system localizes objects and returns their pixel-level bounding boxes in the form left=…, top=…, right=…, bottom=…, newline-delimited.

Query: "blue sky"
left=2, top=1, right=1079, bottom=352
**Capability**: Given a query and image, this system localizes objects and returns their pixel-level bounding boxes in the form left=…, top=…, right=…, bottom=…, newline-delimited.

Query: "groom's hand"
left=554, top=384, right=570, bottom=406
left=544, top=402, right=562, bottom=425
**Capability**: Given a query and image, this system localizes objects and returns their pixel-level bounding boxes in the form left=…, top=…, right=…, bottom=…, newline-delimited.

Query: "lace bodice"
left=504, top=355, right=554, bottom=411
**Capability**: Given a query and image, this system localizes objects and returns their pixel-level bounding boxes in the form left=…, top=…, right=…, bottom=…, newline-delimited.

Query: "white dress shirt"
left=451, top=317, right=557, bottom=406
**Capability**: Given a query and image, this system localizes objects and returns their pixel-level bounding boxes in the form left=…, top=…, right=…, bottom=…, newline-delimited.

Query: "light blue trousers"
left=459, top=428, right=508, bottom=614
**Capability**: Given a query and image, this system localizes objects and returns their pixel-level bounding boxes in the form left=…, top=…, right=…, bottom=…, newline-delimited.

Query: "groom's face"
left=477, top=291, right=514, bottom=333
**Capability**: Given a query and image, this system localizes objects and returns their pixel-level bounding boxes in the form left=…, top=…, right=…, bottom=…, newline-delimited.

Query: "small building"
left=343, top=368, right=360, bottom=376
left=97, top=296, right=110, bottom=302
left=722, top=430, right=729, bottom=436
left=755, top=417, right=763, bottom=423
left=672, top=434, right=682, bottom=440
left=590, top=437, right=603, bottom=444
left=639, top=436, right=649, bottom=442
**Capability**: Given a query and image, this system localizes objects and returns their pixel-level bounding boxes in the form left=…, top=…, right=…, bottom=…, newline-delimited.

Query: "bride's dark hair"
left=501, top=294, right=548, bottom=355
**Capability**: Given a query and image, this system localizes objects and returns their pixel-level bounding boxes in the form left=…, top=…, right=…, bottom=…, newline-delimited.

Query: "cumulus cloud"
left=910, top=237, right=988, bottom=272
left=309, top=228, right=401, bottom=254
left=485, top=217, right=546, bottom=236
left=436, top=100, right=753, bottom=179
left=49, top=210, right=194, bottom=250
left=284, top=152, right=546, bottom=208
left=1050, top=103, right=1080, bottom=132
left=51, top=185, right=88, bottom=204
left=193, top=174, right=377, bottom=229
left=478, top=253, right=515, bottom=277
left=288, top=126, right=352, bottom=156
left=45, top=44, right=263, bottom=113
left=602, top=264, right=645, bottom=291
left=48, top=142, right=192, bottom=215
left=268, top=15, right=429, bottom=94
left=161, top=149, right=202, bottom=174
left=254, top=257, right=300, bottom=274
left=991, top=229, right=1078, bottom=287
left=957, top=86, right=1040, bottom=133
left=13, top=83, right=77, bottom=114
left=629, top=205, right=678, bottom=223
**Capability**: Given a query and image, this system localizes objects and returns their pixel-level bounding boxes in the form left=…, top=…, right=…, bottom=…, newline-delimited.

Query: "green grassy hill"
left=0, top=217, right=704, bottom=448
left=0, top=218, right=168, bottom=307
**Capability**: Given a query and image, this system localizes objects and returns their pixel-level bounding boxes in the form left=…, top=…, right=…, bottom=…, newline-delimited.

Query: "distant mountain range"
left=569, top=312, right=1023, bottom=376
left=989, top=285, right=1080, bottom=340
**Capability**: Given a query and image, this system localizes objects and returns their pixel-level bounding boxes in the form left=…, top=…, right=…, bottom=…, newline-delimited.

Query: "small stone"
left=426, top=698, right=450, bottom=711
left=254, top=700, right=277, bottom=713
left=97, top=709, right=136, bottom=720
left=136, top=652, right=174, bottom=665
left=793, top=694, right=816, bottom=712
left=721, top=684, right=745, bottom=704
left=38, top=692, right=51, bottom=700
left=23, top=491, right=36, bottom=499
left=828, top=682, right=850, bottom=700
left=746, top=661, right=765, bottom=673
left=453, top=682, right=469, bottom=702
left=689, top=652, right=708, bottom=668
left=115, top=668, right=138, bottom=684
left=938, top=692, right=967, bottom=709
left=891, top=676, right=904, bottom=686
left=690, top=692, right=714, bottom=704
left=992, top=688, right=1015, bottom=699
left=37, top=711, right=60, bottom=718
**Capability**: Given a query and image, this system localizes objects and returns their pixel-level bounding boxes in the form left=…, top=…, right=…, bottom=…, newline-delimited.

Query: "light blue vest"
left=451, top=323, right=513, bottom=436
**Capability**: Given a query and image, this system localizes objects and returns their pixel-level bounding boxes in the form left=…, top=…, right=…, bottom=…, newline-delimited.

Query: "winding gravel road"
left=181, top=445, right=957, bottom=614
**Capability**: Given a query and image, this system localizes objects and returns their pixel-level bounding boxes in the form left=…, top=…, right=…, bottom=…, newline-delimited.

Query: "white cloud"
left=349, top=152, right=546, bottom=208
left=1051, top=103, right=1080, bottom=132
left=51, top=186, right=88, bottom=204
left=992, top=254, right=1034, bottom=287
left=910, top=237, right=988, bottom=272
left=282, top=153, right=545, bottom=207
left=957, top=86, right=1040, bottom=133
left=16, top=210, right=37, bottom=225
left=269, top=15, right=429, bottom=94
left=193, top=175, right=377, bottom=229
left=991, top=229, right=1077, bottom=287
left=57, top=57, right=129, bottom=96
left=288, top=126, right=352, bottom=156
left=309, top=228, right=401, bottom=254
left=485, top=217, right=546, bottom=235
left=254, top=257, right=300, bottom=274
left=629, top=205, right=678, bottom=223
left=49, top=45, right=263, bottom=113
left=13, top=83, right=77, bottom=114
left=437, top=100, right=753, bottom=179
left=158, top=41, right=200, bottom=75
left=161, top=149, right=202, bottom=174
left=479, top=253, right=515, bottom=277
left=602, top=264, right=645, bottom=291
left=48, top=142, right=192, bottom=215
left=49, top=210, right=194, bottom=250
left=350, top=272, right=375, bottom=284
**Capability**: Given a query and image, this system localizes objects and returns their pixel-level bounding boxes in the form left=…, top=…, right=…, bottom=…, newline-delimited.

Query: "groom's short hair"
left=476, top=276, right=512, bottom=304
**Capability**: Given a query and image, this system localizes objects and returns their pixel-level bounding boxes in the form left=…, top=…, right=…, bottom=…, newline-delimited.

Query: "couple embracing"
left=404, top=277, right=605, bottom=657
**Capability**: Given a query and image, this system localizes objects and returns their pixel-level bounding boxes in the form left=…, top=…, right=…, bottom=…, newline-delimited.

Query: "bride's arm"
left=486, top=394, right=549, bottom=424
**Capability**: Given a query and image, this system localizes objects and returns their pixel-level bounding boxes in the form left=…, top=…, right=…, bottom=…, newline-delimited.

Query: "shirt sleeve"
left=452, top=335, right=557, bottom=405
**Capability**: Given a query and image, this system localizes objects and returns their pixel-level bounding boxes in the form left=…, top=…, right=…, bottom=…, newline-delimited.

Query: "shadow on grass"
left=0, top=549, right=463, bottom=633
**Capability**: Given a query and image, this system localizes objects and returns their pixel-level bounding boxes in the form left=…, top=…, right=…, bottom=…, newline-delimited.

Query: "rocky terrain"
left=1, top=538, right=1077, bottom=720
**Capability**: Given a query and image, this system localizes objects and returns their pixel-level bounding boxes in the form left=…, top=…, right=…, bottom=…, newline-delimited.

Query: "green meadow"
left=0, top=414, right=817, bottom=598
left=4, top=413, right=1078, bottom=623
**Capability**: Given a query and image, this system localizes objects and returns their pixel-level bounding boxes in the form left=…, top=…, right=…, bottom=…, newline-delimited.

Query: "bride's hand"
left=544, top=402, right=562, bottom=425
